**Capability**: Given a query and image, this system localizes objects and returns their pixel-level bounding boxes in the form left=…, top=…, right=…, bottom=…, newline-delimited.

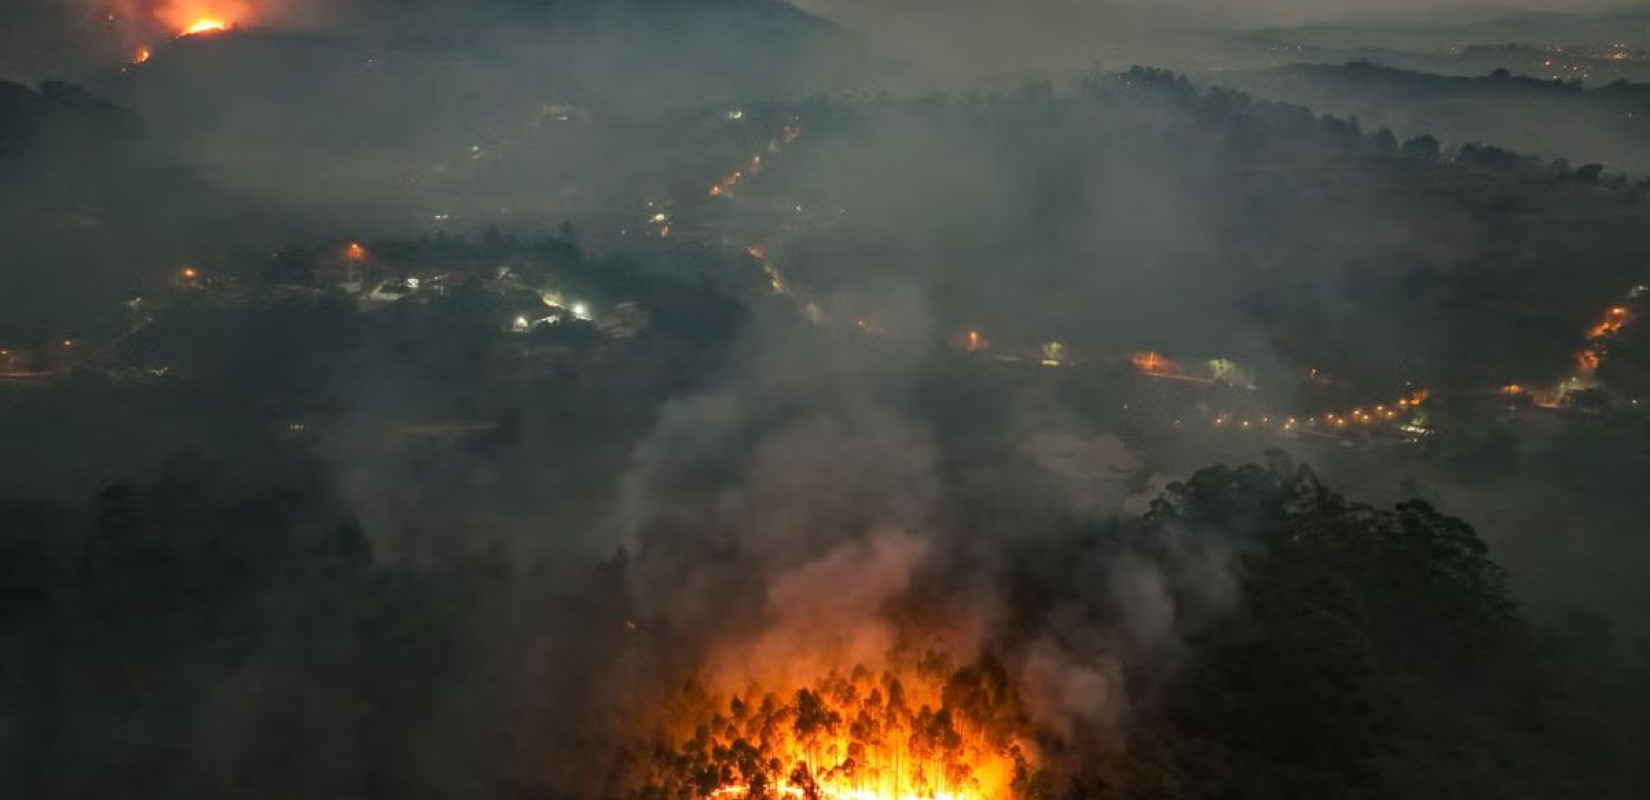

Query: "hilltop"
left=1216, top=61, right=1650, bottom=170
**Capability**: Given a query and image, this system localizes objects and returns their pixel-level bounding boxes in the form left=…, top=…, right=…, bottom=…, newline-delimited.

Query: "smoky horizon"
left=2, top=3, right=1647, bottom=800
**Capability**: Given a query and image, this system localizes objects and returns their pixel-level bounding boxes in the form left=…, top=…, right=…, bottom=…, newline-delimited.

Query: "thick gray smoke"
left=5, top=2, right=1649, bottom=797
left=610, top=277, right=1247, bottom=762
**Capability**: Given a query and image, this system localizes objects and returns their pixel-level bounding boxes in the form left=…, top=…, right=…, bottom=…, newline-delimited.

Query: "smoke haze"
left=3, top=1, right=1649, bottom=799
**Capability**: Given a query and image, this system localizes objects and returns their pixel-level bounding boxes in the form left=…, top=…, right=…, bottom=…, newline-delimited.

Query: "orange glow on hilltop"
left=345, top=242, right=366, bottom=261
left=156, top=2, right=253, bottom=38
left=181, top=18, right=228, bottom=35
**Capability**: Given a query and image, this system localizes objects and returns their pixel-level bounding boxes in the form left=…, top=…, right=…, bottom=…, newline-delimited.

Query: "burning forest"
left=115, top=0, right=253, bottom=47
left=2, top=3, right=1650, bottom=800
left=611, top=655, right=1036, bottom=800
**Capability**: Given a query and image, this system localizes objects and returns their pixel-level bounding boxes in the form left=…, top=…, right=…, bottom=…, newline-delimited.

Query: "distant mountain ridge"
left=110, top=0, right=863, bottom=111
left=1249, top=60, right=1650, bottom=112
left=1217, top=59, right=1650, bottom=170
left=1251, top=2, right=1650, bottom=49
left=0, top=80, right=288, bottom=334
left=1331, top=5, right=1541, bottom=26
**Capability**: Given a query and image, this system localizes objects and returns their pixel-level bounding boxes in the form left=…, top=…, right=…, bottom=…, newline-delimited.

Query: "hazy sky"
left=793, top=0, right=1632, bottom=29
left=774, top=0, right=1641, bottom=79
left=0, top=0, right=1640, bottom=84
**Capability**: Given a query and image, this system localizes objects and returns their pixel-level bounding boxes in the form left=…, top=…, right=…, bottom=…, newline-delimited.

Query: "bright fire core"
left=155, top=2, right=252, bottom=38
left=181, top=19, right=228, bottom=36
left=618, top=656, right=1033, bottom=800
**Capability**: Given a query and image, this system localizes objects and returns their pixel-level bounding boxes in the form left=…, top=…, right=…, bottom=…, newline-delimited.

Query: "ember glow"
left=1130, top=350, right=1181, bottom=377
left=1562, top=296, right=1637, bottom=386
left=617, top=656, right=1033, bottom=800
left=747, top=246, right=791, bottom=295
left=709, top=122, right=802, bottom=198
left=1586, top=306, right=1633, bottom=340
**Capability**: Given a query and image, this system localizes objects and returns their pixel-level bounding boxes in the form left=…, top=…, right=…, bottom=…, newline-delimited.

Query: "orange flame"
left=708, top=123, right=803, bottom=198
left=156, top=2, right=252, bottom=38
left=1577, top=349, right=1602, bottom=376
left=1130, top=350, right=1180, bottom=377
left=1585, top=306, right=1632, bottom=340
left=1546, top=299, right=1638, bottom=390
left=181, top=18, right=227, bottom=35
left=621, top=658, right=1031, bottom=800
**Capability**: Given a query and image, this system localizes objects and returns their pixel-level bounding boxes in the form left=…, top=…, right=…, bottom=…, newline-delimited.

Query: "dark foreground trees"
left=1, top=454, right=1644, bottom=799
left=1102, top=457, right=1648, bottom=800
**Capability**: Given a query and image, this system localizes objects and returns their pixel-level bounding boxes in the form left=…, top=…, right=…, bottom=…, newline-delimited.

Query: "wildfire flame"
left=617, top=656, right=1033, bottom=800
left=1572, top=302, right=1634, bottom=381
left=709, top=122, right=803, bottom=198
left=1577, top=349, right=1602, bottom=377
left=180, top=18, right=228, bottom=36
left=154, top=2, right=252, bottom=38
left=1130, top=350, right=1180, bottom=377
left=1586, top=306, right=1632, bottom=340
